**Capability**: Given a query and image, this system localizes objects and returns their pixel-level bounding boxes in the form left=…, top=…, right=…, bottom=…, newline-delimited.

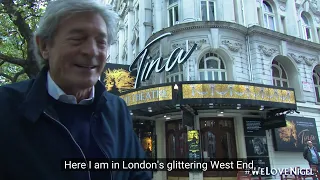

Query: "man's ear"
left=36, top=36, right=50, bottom=60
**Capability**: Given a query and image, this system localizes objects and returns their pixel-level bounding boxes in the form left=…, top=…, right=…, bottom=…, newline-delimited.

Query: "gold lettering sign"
left=182, top=84, right=296, bottom=104
left=120, top=86, right=172, bottom=106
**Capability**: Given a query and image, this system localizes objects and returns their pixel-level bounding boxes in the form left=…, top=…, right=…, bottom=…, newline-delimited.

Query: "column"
left=109, top=43, right=117, bottom=64
left=127, top=3, right=134, bottom=64
left=144, top=0, right=153, bottom=43
left=153, top=120, right=167, bottom=180
left=153, top=0, right=163, bottom=32
left=189, top=115, right=203, bottom=180
left=234, top=116, right=247, bottom=158
left=243, top=0, right=258, bottom=26
left=286, top=0, right=300, bottom=37
left=222, top=0, right=236, bottom=22
left=139, top=0, right=146, bottom=50
left=118, top=20, right=125, bottom=64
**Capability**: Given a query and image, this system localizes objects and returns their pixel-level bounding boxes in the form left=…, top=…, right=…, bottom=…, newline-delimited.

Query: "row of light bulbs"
left=129, top=105, right=265, bottom=116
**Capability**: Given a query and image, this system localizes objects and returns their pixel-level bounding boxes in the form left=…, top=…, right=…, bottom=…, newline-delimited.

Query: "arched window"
left=198, top=52, right=226, bottom=81
left=166, top=63, right=183, bottom=82
left=263, top=1, right=275, bottom=30
left=272, top=60, right=289, bottom=87
left=301, top=12, right=312, bottom=41
left=313, top=69, right=320, bottom=102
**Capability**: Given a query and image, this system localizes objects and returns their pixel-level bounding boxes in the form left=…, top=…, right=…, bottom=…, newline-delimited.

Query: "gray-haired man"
left=0, top=0, right=152, bottom=179
left=303, top=141, right=320, bottom=173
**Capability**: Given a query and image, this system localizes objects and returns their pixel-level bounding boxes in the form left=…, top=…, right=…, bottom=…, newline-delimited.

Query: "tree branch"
left=2, top=0, right=33, bottom=41
left=0, top=52, right=26, bottom=66
left=0, top=72, right=13, bottom=82
left=12, top=69, right=25, bottom=82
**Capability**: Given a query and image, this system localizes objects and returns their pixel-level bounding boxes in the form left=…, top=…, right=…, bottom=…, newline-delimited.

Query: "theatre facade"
left=102, top=21, right=320, bottom=180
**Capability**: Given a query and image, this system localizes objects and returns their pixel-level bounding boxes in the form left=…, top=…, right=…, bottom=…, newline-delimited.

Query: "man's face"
left=308, top=141, right=313, bottom=147
left=40, top=12, right=108, bottom=91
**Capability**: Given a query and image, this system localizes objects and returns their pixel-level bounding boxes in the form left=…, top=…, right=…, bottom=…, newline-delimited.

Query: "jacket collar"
left=20, top=66, right=108, bottom=123
left=47, top=71, right=95, bottom=105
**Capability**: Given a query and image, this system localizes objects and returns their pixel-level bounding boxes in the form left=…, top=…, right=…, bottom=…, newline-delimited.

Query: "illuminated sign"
left=129, top=32, right=197, bottom=88
left=182, top=84, right=296, bottom=104
left=273, top=116, right=320, bottom=152
left=120, top=86, right=172, bottom=106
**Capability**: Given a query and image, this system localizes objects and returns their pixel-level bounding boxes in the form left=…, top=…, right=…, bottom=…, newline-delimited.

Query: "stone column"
left=139, top=0, right=146, bottom=50
left=127, top=3, right=134, bottom=64
left=243, top=0, right=258, bottom=26
left=153, top=0, right=163, bottom=32
left=222, top=0, right=236, bottom=22
left=118, top=20, right=125, bottom=64
left=286, top=0, right=300, bottom=37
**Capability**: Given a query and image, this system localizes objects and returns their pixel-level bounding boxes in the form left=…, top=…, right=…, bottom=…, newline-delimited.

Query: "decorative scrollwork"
left=305, top=57, right=316, bottom=66
left=172, top=39, right=207, bottom=51
left=189, top=39, right=207, bottom=50
left=288, top=53, right=303, bottom=64
left=288, top=52, right=317, bottom=66
left=221, top=40, right=242, bottom=52
left=258, top=45, right=277, bottom=57
left=310, top=0, right=320, bottom=16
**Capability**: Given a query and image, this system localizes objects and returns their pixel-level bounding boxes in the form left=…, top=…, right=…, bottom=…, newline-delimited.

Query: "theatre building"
left=104, top=0, right=320, bottom=179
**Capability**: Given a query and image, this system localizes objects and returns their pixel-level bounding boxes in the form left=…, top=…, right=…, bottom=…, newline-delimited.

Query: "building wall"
left=109, top=0, right=320, bottom=179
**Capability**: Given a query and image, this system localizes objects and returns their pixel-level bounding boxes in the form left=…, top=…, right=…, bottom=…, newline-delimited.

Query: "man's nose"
left=80, top=38, right=99, bottom=57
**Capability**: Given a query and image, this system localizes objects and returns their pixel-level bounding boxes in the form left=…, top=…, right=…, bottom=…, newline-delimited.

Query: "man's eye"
left=97, top=40, right=107, bottom=45
left=70, top=38, right=82, bottom=41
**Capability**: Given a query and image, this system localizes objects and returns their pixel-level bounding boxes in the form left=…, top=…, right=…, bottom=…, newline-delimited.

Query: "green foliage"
left=0, top=0, right=48, bottom=85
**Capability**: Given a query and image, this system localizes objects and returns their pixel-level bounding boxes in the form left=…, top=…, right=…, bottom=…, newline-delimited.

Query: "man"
left=303, top=141, right=320, bottom=172
left=0, top=0, right=152, bottom=180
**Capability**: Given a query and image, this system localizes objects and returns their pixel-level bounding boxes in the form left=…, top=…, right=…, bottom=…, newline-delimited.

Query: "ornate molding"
left=278, top=1, right=286, bottom=11
left=189, top=39, right=207, bottom=50
left=287, top=52, right=317, bottom=66
left=258, top=45, right=277, bottom=57
left=301, top=55, right=316, bottom=66
left=288, top=53, right=303, bottom=64
left=118, top=2, right=127, bottom=17
left=171, top=39, right=207, bottom=51
left=221, top=40, right=242, bottom=52
left=310, top=0, right=320, bottom=16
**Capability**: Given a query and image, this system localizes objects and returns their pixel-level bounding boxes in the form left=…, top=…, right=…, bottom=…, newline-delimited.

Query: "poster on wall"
left=187, top=130, right=201, bottom=160
left=100, top=63, right=136, bottom=95
left=247, top=157, right=271, bottom=172
left=243, top=118, right=266, bottom=137
left=273, top=116, right=320, bottom=152
left=245, top=137, right=269, bottom=157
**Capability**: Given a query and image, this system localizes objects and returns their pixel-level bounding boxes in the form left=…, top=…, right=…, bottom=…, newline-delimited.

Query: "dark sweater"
left=48, top=95, right=110, bottom=180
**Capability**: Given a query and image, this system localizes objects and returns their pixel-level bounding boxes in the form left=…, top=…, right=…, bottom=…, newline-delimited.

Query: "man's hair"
left=33, top=0, right=119, bottom=68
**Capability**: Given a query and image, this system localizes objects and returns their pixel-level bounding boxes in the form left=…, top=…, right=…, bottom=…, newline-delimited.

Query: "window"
left=272, top=60, right=289, bottom=88
left=301, top=12, right=312, bottom=41
left=198, top=52, right=226, bottom=81
left=166, top=61, right=183, bottom=83
left=200, top=0, right=215, bottom=21
left=262, top=1, right=275, bottom=30
left=168, top=0, right=179, bottom=26
left=313, top=70, right=320, bottom=102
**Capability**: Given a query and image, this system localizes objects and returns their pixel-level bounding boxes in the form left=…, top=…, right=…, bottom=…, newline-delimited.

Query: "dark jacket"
left=0, top=68, right=152, bottom=180
left=303, top=146, right=320, bottom=164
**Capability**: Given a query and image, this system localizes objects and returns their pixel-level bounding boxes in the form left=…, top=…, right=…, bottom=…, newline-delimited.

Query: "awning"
left=119, top=81, right=297, bottom=116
